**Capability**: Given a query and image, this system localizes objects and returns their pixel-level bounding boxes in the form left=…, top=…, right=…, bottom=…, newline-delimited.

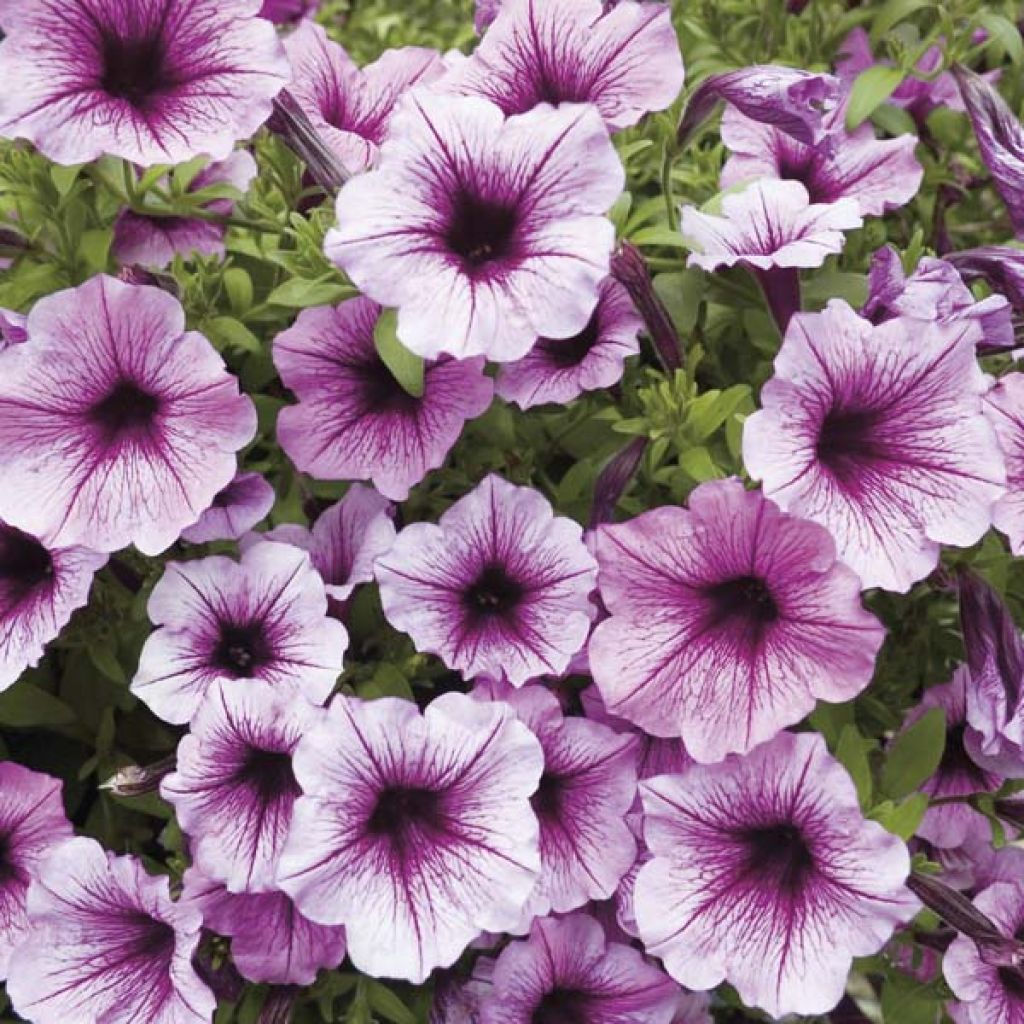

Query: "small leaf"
left=366, top=981, right=417, bottom=1024
left=881, top=707, right=946, bottom=800
left=869, top=0, right=935, bottom=44
left=871, top=793, right=930, bottom=840
left=222, top=268, right=253, bottom=315
left=977, top=13, right=1024, bottom=66
left=630, top=226, right=688, bottom=249
left=836, top=724, right=874, bottom=808
left=50, top=163, right=83, bottom=198
left=0, top=682, right=76, bottom=728
left=880, top=969, right=944, bottom=1024
left=266, top=276, right=351, bottom=308
left=87, top=641, right=125, bottom=684
left=846, top=66, right=907, bottom=131
left=374, top=308, right=424, bottom=398
left=202, top=316, right=262, bottom=354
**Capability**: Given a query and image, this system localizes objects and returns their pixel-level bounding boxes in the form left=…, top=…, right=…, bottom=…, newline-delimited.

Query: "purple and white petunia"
left=259, top=0, right=318, bottom=23
left=441, top=0, right=684, bottom=131
left=495, top=278, right=642, bottom=409
left=0, top=523, right=107, bottom=691
left=744, top=299, right=1005, bottom=592
left=948, top=246, right=1024, bottom=314
left=0, top=275, right=256, bottom=555
left=326, top=93, right=624, bottom=362
left=473, top=680, right=638, bottom=925
left=635, top=731, right=918, bottom=1017
left=132, top=541, right=347, bottom=724
left=986, top=374, right=1024, bottom=556
left=6, top=837, right=215, bottom=1024
left=257, top=483, right=396, bottom=604
left=180, top=471, right=275, bottom=545
left=274, top=297, right=493, bottom=501
left=477, top=912, right=680, bottom=1024
left=0, top=308, right=26, bottom=350
left=0, top=0, right=289, bottom=166
left=184, top=871, right=347, bottom=985
left=161, top=679, right=321, bottom=893
left=277, top=692, right=544, bottom=983
left=376, top=474, right=598, bottom=686
left=588, top=478, right=884, bottom=762
left=0, top=764, right=72, bottom=978
left=112, top=151, right=258, bottom=268
left=283, top=21, right=445, bottom=176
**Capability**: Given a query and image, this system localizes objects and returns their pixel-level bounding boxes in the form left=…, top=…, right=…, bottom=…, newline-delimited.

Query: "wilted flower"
left=376, top=474, right=598, bottom=686
left=0, top=275, right=256, bottom=555
left=986, top=374, right=1024, bottom=555
left=180, top=471, right=275, bottom=545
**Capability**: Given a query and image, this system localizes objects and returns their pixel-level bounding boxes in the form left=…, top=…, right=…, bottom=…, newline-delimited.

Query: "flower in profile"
left=277, top=693, right=544, bottom=983
left=132, top=541, right=347, bottom=725
left=0, top=0, right=289, bottom=166
left=477, top=912, right=680, bottom=1024
left=0, top=764, right=73, bottom=978
left=986, top=374, right=1024, bottom=555
left=441, top=0, right=684, bottom=131
left=944, top=881, right=1024, bottom=1023
left=744, top=299, right=1005, bottom=591
left=273, top=297, right=493, bottom=501
left=259, top=0, right=319, bottom=23
left=376, top=474, right=597, bottom=686
left=474, top=680, right=637, bottom=924
left=180, top=471, right=275, bottom=545
left=184, top=871, right=346, bottom=985
left=326, top=94, right=623, bottom=362
left=0, top=274, right=256, bottom=555
left=283, top=21, right=445, bottom=176
left=162, top=679, right=320, bottom=893
left=257, top=483, right=396, bottom=604
left=0, top=523, right=107, bottom=691
left=588, top=478, right=883, bottom=762
left=948, top=247, right=1024, bottom=314
left=112, top=152, right=258, bottom=269
left=496, top=278, right=642, bottom=410
left=6, top=837, right=215, bottom=1024
left=0, top=308, right=26, bottom=350
left=474, top=0, right=504, bottom=32
left=635, top=731, right=918, bottom=1017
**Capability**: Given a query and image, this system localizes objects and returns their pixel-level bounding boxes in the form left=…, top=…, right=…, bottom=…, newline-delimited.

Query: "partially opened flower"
left=376, top=474, right=598, bottom=686
left=986, top=374, right=1024, bottom=555
left=259, top=0, right=319, bottom=23
left=112, top=152, right=258, bottom=268
left=0, top=523, right=107, bottom=691
left=277, top=693, right=544, bottom=983
left=588, top=478, right=884, bottom=762
left=0, top=308, right=26, bottom=350
left=744, top=299, right=1005, bottom=591
left=283, top=21, right=445, bottom=175
left=0, top=274, right=256, bottom=555
left=441, top=0, right=684, bottom=131
left=184, top=871, right=346, bottom=985
left=0, top=0, right=289, bottom=166
left=474, top=680, right=637, bottom=925
left=326, top=94, right=623, bottom=362
left=474, top=0, right=504, bottom=32
left=258, top=483, right=396, bottom=603
left=478, top=912, right=680, bottom=1024
left=495, top=278, right=642, bottom=409
left=273, top=298, right=493, bottom=501
left=132, top=541, right=347, bottom=725
left=162, top=679, right=321, bottom=892
left=0, top=764, right=72, bottom=978
left=180, top=471, right=275, bottom=545
left=948, top=247, right=1024, bottom=313
left=6, top=837, right=215, bottom=1024
left=635, top=731, right=918, bottom=1017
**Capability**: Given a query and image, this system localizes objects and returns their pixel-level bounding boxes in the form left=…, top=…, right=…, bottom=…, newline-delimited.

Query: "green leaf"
left=366, top=982, right=417, bottom=1024
left=653, top=269, right=707, bottom=335
left=977, top=13, right=1024, bottom=66
left=836, top=725, right=874, bottom=808
left=202, top=316, right=262, bottom=354
left=171, top=156, right=209, bottom=194
left=846, top=66, right=907, bottom=131
left=87, top=641, right=125, bottom=684
left=78, top=229, right=112, bottom=275
left=809, top=701, right=856, bottom=749
left=222, top=268, right=253, bottom=315
left=677, top=446, right=719, bottom=482
left=357, top=664, right=414, bottom=701
left=136, top=164, right=173, bottom=195
left=629, top=226, right=688, bottom=249
left=374, top=308, right=425, bottom=398
left=869, top=0, right=935, bottom=44
left=50, top=164, right=83, bottom=198
left=871, top=792, right=930, bottom=840
left=881, top=707, right=946, bottom=800
left=0, top=682, right=76, bottom=728
left=265, top=276, right=351, bottom=308
left=880, top=970, right=944, bottom=1024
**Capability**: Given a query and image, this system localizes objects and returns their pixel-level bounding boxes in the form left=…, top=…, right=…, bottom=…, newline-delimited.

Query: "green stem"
left=660, top=141, right=679, bottom=232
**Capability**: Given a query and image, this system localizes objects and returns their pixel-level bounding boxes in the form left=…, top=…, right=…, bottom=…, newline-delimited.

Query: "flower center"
left=445, top=192, right=519, bottom=274
left=543, top=312, right=602, bottom=369
left=530, top=772, right=564, bottom=821
left=740, top=822, right=815, bottom=893
left=463, top=563, right=524, bottom=617
left=359, top=358, right=419, bottom=413
left=532, top=988, right=588, bottom=1024
left=815, top=406, right=886, bottom=481
left=236, top=747, right=300, bottom=802
left=88, top=381, right=162, bottom=443
left=0, top=525, right=53, bottom=606
left=128, top=913, right=177, bottom=963
left=212, top=622, right=273, bottom=678
left=99, top=33, right=171, bottom=109
left=367, top=786, right=444, bottom=842
left=999, top=967, right=1024, bottom=1001
left=702, top=574, right=779, bottom=630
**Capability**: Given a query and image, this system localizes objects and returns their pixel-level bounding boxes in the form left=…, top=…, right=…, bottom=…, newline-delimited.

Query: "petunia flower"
left=184, top=871, right=347, bottom=985
left=283, top=21, right=445, bottom=176
left=132, top=541, right=347, bottom=725
left=273, top=297, right=493, bottom=501
left=180, top=471, right=275, bottom=545
left=375, top=474, right=598, bottom=686
left=744, top=299, right=1005, bottom=592
left=476, top=912, right=680, bottom=1024
left=259, top=0, right=319, bottom=23
left=0, top=763, right=73, bottom=978
left=0, top=307, right=26, bottom=350
left=0, top=0, right=289, bottom=166
left=440, top=0, right=684, bottom=132
left=986, top=374, right=1024, bottom=555
left=161, top=679, right=321, bottom=893
left=0, top=274, right=256, bottom=556
left=326, top=93, right=623, bottom=362
left=0, top=523, right=107, bottom=692
left=255, top=483, right=396, bottom=603
left=495, top=278, right=642, bottom=410
left=277, top=692, right=544, bottom=983
left=635, top=731, right=918, bottom=1017
left=112, top=151, right=258, bottom=269
left=474, top=0, right=504, bottom=31
left=473, top=680, right=638, bottom=926
left=588, top=477, right=884, bottom=762
left=948, top=246, right=1024, bottom=313
left=6, top=837, right=215, bottom=1024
